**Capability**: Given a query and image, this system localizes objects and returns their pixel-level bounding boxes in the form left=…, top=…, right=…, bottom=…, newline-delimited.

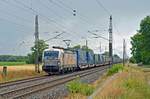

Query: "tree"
left=26, top=40, right=49, bottom=64
left=0, top=55, right=27, bottom=62
left=131, top=16, right=150, bottom=64
left=131, top=33, right=143, bottom=63
left=26, top=53, right=35, bottom=64
left=139, top=16, right=150, bottom=64
left=72, top=45, right=81, bottom=49
left=113, top=54, right=120, bottom=59
left=81, top=45, right=93, bottom=51
left=129, top=56, right=136, bottom=63
left=70, top=45, right=93, bottom=52
left=102, top=51, right=109, bottom=57
left=69, top=45, right=81, bottom=51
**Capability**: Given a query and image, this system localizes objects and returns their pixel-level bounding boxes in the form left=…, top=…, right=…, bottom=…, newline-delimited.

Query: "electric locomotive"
left=42, top=48, right=77, bottom=74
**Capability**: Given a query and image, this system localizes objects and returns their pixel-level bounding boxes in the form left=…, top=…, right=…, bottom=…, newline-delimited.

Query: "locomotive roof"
left=44, top=48, right=76, bottom=54
left=44, top=48, right=64, bottom=53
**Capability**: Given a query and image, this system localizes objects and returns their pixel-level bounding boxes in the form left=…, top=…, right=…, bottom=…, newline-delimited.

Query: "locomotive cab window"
left=44, top=51, right=59, bottom=59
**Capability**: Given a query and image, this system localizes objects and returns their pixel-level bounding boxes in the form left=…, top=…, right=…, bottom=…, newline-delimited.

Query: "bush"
left=107, top=64, right=124, bottom=76
left=67, top=79, right=94, bottom=96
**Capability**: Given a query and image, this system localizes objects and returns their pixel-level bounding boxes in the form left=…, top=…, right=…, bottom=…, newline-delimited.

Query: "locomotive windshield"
left=44, top=51, right=59, bottom=59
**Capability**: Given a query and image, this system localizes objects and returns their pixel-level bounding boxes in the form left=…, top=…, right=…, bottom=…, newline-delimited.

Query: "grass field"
left=94, top=64, right=150, bottom=99
left=0, top=64, right=46, bottom=83
left=0, top=62, right=26, bottom=66
left=142, top=65, right=150, bottom=68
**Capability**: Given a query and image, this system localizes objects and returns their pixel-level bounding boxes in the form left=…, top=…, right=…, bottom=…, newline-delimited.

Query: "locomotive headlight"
left=58, top=62, right=60, bottom=65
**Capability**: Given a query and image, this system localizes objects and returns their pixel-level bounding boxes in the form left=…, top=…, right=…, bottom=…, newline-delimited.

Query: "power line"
left=13, top=0, right=81, bottom=40
left=88, top=31, right=109, bottom=41
left=1, top=0, right=111, bottom=50
left=0, top=17, right=31, bottom=29
left=94, top=0, right=123, bottom=60
left=0, top=0, right=34, bottom=28
left=56, top=0, right=91, bottom=20
left=2, top=0, right=54, bottom=26
left=10, top=0, right=81, bottom=41
left=38, top=1, right=87, bottom=40
left=38, top=0, right=67, bottom=21
left=14, top=0, right=37, bottom=14
left=56, top=0, right=91, bottom=21
left=88, top=29, right=108, bottom=37
left=12, top=0, right=66, bottom=31
left=13, top=0, right=81, bottom=39
left=56, top=0, right=74, bottom=11
left=95, top=0, right=111, bottom=15
left=0, top=8, right=31, bottom=23
left=48, top=0, right=73, bottom=14
left=0, top=1, right=35, bottom=29
left=56, top=0, right=111, bottom=32
left=44, top=32, right=64, bottom=42
left=48, top=0, right=96, bottom=27
left=47, top=0, right=106, bottom=41
left=2, top=0, right=32, bottom=13
left=38, top=0, right=83, bottom=39
left=52, top=0, right=111, bottom=45
left=12, top=0, right=106, bottom=44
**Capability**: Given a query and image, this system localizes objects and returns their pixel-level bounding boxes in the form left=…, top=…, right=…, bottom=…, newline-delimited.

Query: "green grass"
left=143, top=65, right=150, bottom=68
left=107, top=64, right=124, bottom=76
left=0, top=62, right=26, bottom=66
left=121, top=76, right=150, bottom=99
left=67, top=79, right=94, bottom=96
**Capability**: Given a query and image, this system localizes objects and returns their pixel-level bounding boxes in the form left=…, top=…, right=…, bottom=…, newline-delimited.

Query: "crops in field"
left=0, top=64, right=45, bottom=83
left=0, top=62, right=26, bottom=66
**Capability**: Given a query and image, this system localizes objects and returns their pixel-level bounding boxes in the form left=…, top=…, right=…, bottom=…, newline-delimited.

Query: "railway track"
left=0, top=65, right=108, bottom=99
left=0, top=75, right=49, bottom=89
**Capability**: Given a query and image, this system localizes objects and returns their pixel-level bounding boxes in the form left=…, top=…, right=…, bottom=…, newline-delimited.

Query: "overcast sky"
left=0, top=0, right=149, bottom=57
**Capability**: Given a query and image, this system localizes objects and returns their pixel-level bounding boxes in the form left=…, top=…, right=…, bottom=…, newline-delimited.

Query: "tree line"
left=0, top=55, right=27, bottom=62
left=130, top=16, right=150, bottom=64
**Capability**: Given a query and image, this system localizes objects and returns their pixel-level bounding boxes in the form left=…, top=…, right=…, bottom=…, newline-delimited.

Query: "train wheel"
left=48, top=73, right=51, bottom=76
left=60, top=69, right=64, bottom=74
left=71, top=67, right=74, bottom=72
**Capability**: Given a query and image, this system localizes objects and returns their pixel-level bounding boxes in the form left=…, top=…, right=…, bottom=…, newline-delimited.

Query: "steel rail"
left=0, top=75, right=48, bottom=89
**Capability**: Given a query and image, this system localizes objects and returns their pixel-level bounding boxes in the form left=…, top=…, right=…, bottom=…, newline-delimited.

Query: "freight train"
left=42, top=47, right=116, bottom=75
